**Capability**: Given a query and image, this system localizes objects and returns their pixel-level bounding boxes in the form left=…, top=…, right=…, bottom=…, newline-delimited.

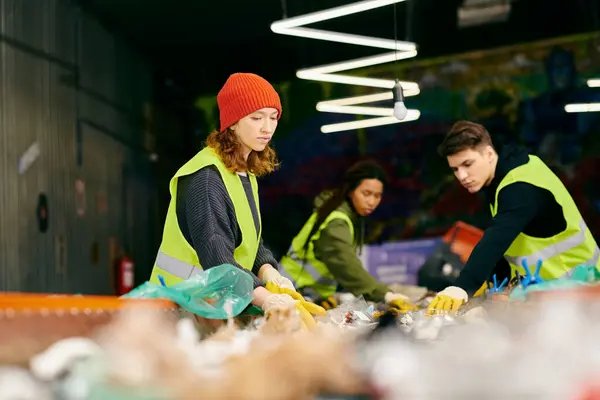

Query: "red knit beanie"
left=217, top=73, right=282, bottom=132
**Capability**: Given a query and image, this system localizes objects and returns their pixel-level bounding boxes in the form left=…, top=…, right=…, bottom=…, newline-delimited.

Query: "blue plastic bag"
left=122, top=264, right=254, bottom=319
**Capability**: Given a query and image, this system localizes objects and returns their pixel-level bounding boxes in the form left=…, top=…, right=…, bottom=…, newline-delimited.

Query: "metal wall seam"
left=0, top=0, right=157, bottom=293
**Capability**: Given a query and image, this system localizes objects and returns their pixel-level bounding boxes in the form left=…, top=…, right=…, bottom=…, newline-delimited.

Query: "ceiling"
left=80, top=0, right=599, bottom=99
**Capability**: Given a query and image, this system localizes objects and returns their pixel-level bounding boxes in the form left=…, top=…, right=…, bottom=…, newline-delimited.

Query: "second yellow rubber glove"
left=265, top=282, right=327, bottom=317
left=473, top=281, right=489, bottom=297
left=426, top=286, right=468, bottom=315
left=384, top=292, right=420, bottom=313
left=261, top=293, right=317, bottom=331
left=314, top=296, right=338, bottom=310
left=294, top=302, right=317, bottom=330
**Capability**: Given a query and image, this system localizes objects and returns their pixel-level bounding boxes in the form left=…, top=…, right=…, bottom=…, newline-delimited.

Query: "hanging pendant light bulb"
left=272, top=0, right=420, bottom=132
left=392, top=80, right=408, bottom=120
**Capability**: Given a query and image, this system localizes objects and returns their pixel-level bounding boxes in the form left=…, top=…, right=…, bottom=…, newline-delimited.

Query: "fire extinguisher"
left=116, top=255, right=135, bottom=295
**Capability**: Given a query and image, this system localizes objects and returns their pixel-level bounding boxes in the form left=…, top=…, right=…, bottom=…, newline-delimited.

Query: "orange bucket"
left=0, top=293, right=178, bottom=366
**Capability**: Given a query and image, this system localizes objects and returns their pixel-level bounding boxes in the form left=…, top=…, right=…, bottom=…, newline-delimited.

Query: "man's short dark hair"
left=437, top=121, right=493, bottom=157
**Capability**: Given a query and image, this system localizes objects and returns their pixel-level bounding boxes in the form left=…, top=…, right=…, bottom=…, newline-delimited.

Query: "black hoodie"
left=454, top=144, right=567, bottom=294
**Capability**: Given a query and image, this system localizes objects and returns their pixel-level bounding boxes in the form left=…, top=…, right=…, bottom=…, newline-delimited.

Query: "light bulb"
left=392, top=80, right=408, bottom=120
left=393, top=102, right=408, bottom=120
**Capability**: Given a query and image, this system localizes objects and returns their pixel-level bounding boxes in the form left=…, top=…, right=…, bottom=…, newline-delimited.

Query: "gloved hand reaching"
left=265, top=282, right=327, bottom=317
left=426, top=286, right=468, bottom=314
left=261, top=293, right=317, bottom=330
left=314, top=296, right=338, bottom=311
left=384, top=292, right=419, bottom=313
left=259, top=265, right=295, bottom=291
left=473, top=281, right=488, bottom=297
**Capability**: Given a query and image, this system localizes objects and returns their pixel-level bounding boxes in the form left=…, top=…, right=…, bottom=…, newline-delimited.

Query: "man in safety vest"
left=427, top=120, right=600, bottom=313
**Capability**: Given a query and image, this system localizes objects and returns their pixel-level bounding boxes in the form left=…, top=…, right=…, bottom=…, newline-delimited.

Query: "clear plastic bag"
left=321, top=296, right=376, bottom=328
left=122, top=264, right=254, bottom=319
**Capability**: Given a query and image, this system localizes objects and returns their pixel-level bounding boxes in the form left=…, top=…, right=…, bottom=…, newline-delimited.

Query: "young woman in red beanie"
left=150, top=73, right=324, bottom=327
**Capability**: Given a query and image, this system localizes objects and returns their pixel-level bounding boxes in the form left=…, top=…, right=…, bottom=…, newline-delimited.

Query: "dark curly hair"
left=304, top=160, right=388, bottom=249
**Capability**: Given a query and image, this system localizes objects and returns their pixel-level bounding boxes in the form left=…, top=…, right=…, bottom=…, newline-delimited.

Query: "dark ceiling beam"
left=76, top=0, right=600, bottom=99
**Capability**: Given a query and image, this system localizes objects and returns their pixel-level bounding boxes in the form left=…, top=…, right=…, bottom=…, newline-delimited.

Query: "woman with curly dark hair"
left=150, top=73, right=323, bottom=324
left=280, top=160, right=416, bottom=312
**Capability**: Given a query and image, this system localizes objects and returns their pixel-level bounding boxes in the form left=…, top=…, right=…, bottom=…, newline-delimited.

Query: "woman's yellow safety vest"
left=149, top=147, right=261, bottom=287
left=490, top=155, right=600, bottom=279
left=279, top=211, right=354, bottom=298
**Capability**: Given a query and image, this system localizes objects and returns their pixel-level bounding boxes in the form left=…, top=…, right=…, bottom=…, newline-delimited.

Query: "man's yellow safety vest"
left=149, top=147, right=261, bottom=286
left=280, top=210, right=354, bottom=298
left=490, top=155, right=600, bottom=279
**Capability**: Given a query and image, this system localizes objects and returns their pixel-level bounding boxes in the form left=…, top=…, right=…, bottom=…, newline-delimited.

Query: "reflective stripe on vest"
left=154, top=250, right=202, bottom=280
left=284, top=245, right=337, bottom=287
left=560, top=246, right=600, bottom=278
left=280, top=209, right=354, bottom=298
left=504, top=219, right=594, bottom=268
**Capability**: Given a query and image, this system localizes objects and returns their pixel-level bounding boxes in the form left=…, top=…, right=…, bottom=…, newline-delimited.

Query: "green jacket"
left=311, top=192, right=390, bottom=302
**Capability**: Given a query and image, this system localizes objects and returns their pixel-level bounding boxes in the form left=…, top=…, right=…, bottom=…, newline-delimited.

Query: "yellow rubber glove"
left=315, top=296, right=338, bottom=310
left=473, top=281, right=489, bottom=297
left=261, top=293, right=317, bottom=331
left=265, top=281, right=302, bottom=299
left=299, top=300, right=327, bottom=317
left=295, top=302, right=317, bottom=330
left=426, top=286, right=468, bottom=315
left=265, top=282, right=327, bottom=317
left=384, top=292, right=420, bottom=313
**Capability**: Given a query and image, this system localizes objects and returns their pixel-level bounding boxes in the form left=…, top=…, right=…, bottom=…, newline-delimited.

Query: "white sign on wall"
left=18, top=141, right=40, bottom=175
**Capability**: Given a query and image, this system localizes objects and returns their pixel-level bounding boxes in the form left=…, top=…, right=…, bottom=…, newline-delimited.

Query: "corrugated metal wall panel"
left=78, top=16, right=115, bottom=102
left=123, top=158, right=159, bottom=285
left=74, top=123, right=125, bottom=294
left=0, top=0, right=158, bottom=293
left=1, top=0, right=76, bottom=65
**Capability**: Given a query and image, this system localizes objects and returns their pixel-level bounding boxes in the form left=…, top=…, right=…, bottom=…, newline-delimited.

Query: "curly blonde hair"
left=205, top=128, right=280, bottom=177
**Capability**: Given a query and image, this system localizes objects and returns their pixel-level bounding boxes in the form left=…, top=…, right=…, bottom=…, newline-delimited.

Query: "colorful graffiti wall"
left=195, top=33, right=600, bottom=258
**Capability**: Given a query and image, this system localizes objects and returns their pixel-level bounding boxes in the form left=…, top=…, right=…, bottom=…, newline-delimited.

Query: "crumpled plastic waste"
left=319, top=296, right=377, bottom=329
left=338, top=292, right=360, bottom=305
left=353, top=295, right=600, bottom=400
left=397, top=308, right=459, bottom=341
left=29, top=337, right=102, bottom=382
left=122, top=264, right=254, bottom=319
left=9, top=284, right=600, bottom=400
left=52, top=302, right=368, bottom=400
left=0, top=367, right=53, bottom=400
left=187, top=327, right=261, bottom=378
left=387, top=283, right=429, bottom=303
